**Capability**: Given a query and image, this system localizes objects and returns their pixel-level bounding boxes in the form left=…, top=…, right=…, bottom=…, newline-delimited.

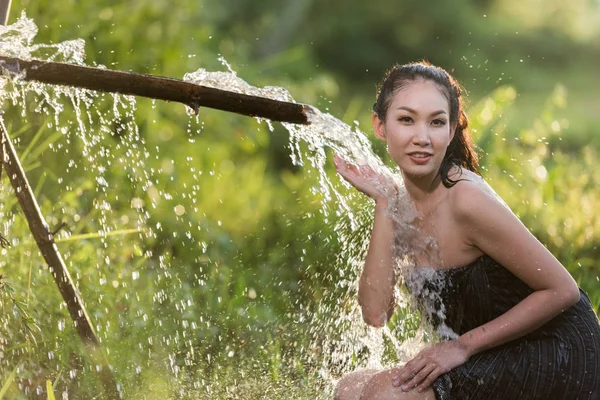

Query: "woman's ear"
left=372, top=113, right=386, bottom=142
left=450, top=122, right=458, bottom=141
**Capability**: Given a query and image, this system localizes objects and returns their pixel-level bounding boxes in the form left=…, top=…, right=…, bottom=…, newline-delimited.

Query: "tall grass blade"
left=46, top=380, right=56, bottom=400
left=0, top=366, right=18, bottom=399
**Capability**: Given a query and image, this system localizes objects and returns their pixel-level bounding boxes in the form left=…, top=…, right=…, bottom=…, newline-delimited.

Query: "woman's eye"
left=431, top=119, right=447, bottom=126
left=398, top=116, right=413, bottom=123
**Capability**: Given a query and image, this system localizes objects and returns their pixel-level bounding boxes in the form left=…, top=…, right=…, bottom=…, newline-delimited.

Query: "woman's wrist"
left=374, top=196, right=390, bottom=209
left=457, top=333, right=478, bottom=358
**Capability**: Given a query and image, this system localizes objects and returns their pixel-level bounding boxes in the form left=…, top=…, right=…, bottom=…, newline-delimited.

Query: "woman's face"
left=373, top=79, right=455, bottom=181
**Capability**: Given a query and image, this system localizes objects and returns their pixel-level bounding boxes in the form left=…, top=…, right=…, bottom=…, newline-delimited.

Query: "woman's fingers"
left=394, top=359, right=425, bottom=386
left=401, top=363, right=436, bottom=391
left=333, top=154, right=361, bottom=174
left=390, top=342, right=469, bottom=394
left=334, top=154, right=376, bottom=181
left=333, top=153, right=394, bottom=200
left=334, top=157, right=362, bottom=184
left=333, top=154, right=344, bottom=170
left=336, top=163, right=356, bottom=182
left=334, top=155, right=353, bottom=175
left=416, top=367, right=442, bottom=393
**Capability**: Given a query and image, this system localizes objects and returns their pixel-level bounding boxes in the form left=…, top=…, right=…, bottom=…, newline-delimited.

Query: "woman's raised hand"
left=333, top=154, right=395, bottom=203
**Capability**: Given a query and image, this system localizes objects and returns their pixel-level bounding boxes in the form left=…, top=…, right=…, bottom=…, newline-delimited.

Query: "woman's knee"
left=359, top=369, right=436, bottom=400
left=334, top=369, right=378, bottom=400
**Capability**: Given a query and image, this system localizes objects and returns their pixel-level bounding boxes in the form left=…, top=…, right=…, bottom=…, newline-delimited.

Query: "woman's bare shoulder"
left=447, top=167, right=487, bottom=195
left=446, top=168, right=510, bottom=219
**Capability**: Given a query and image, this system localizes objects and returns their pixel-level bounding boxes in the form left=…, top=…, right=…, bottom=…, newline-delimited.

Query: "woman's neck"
left=401, top=171, right=445, bottom=212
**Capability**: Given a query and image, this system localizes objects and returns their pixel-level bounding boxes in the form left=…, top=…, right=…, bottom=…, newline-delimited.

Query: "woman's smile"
left=407, top=152, right=433, bottom=164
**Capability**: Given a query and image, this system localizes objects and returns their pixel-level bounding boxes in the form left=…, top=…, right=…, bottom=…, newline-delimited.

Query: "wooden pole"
left=0, top=8, right=120, bottom=399
left=0, top=55, right=312, bottom=125
left=0, top=120, right=120, bottom=398
left=0, top=0, right=10, bottom=27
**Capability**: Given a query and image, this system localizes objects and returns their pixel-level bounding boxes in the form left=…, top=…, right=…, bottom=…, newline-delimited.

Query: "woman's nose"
left=412, top=124, right=431, bottom=145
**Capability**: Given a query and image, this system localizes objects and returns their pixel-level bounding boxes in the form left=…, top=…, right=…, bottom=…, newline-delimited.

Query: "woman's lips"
left=408, top=153, right=432, bottom=164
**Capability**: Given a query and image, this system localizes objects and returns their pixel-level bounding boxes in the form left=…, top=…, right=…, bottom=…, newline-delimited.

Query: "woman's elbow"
left=357, top=287, right=395, bottom=327
left=361, top=310, right=388, bottom=328
left=554, top=284, right=581, bottom=311
left=358, top=299, right=388, bottom=327
left=360, top=302, right=396, bottom=327
left=564, top=286, right=581, bottom=308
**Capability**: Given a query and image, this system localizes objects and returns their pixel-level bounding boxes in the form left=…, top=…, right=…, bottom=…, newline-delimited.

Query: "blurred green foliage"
left=0, top=0, right=599, bottom=398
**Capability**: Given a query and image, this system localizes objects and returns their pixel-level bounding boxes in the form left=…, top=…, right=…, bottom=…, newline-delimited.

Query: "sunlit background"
left=1, top=0, right=599, bottom=398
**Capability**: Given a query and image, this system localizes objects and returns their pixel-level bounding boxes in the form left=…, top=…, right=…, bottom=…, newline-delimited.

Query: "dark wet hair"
left=373, top=61, right=479, bottom=187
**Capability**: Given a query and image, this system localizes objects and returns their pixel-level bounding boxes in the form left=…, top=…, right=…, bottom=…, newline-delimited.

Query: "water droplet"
left=174, top=205, right=185, bottom=216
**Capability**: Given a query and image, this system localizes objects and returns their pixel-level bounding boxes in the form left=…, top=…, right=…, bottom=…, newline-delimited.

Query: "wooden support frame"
left=0, top=8, right=315, bottom=397
left=1, top=8, right=120, bottom=399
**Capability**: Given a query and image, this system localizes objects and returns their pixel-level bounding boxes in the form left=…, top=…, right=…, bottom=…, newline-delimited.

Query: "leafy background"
left=1, top=0, right=599, bottom=398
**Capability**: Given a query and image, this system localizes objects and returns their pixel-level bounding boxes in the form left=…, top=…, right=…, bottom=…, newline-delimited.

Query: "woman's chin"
left=399, top=165, right=438, bottom=180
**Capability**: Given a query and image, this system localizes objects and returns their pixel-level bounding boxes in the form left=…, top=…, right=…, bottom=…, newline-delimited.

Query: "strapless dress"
left=405, top=255, right=600, bottom=400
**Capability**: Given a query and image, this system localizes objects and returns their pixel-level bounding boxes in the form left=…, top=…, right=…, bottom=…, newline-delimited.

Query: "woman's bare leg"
left=359, top=368, right=436, bottom=400
left=334, top=368, right=436, bottom=400
left=334, top=369, right=378, bottom=400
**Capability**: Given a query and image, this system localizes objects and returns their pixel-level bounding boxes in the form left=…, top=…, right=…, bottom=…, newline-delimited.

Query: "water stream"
left=0, top=14, right=450, bottom=399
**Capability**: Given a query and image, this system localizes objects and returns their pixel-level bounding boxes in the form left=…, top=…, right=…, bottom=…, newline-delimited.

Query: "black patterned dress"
left=407, top=255, right=600, bottom=400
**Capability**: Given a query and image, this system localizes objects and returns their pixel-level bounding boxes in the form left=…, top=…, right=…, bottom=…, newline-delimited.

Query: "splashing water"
left=184, top=56, right=295, bottom=104
left=0, top=14, right=455, bottom=399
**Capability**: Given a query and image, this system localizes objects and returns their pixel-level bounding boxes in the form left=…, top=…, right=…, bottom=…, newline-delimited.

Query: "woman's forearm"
left=358, top=199, right=396, bottom=327
left=459, top=288, right=580, bottom=356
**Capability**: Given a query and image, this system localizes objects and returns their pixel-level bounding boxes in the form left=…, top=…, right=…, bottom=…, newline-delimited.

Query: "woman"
left=333, top=61, right=600, bottom=400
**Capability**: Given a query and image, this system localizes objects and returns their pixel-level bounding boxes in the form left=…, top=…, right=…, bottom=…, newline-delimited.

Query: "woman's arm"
left=394, top=179, right=580, bottom=392
left=333, top=155, right=397, bottom=327
left=453, top=181, right=580, bottom=356
left=358, top=197, right=396, bottom=327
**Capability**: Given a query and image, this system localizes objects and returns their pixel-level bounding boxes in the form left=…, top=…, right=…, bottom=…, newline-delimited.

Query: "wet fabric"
left=411, top=255, right=600, bottom=400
